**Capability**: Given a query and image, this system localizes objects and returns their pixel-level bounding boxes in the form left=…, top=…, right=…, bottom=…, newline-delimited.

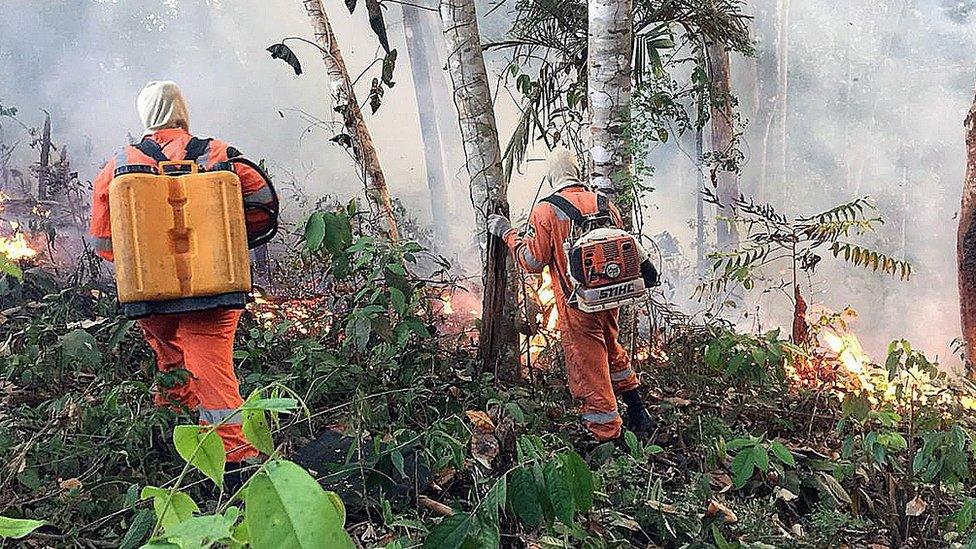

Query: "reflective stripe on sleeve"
left=94, top=237, right=113, bottom=253
left=519, top=246, right=544, bottom=270
left=198, top=407, right=243, bottom=425
left=195, top=141, right=212, bottom=169
left=581, top=410, right=620, bottom=424
left=611, top=368, right=635, bottom=382
left=244, top=185, right=276, bottom=205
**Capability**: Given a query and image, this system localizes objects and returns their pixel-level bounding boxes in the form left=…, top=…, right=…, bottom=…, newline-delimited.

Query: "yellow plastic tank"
left=109, top=161, right=251, bottom=317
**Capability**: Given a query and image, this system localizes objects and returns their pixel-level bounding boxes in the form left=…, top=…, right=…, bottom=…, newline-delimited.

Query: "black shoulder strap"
left=183, top=137, right=213, bottom=161
left=132, top=139, right=169, bottom=163
left=541, top=194, right=586, bottom=225
left=596, top=193, right=610, bottom=215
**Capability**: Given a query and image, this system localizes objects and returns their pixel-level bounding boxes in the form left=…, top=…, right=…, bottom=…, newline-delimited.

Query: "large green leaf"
left=141, top=487, right=200, bottom=532
left=559, top=451, right=593, bottom=512
left=322, top=212, right=353, bottom=254
left=245, top=459, right=354, bottom=549
left=731, top=448, right=756, bottom=489
left=242, top=408, right=275, bottom=456
left=173, top=425, right=226, bottom=487
left=423, top=513, right=472, bottom=549
left=304, top=212, right=325, bottom=252
left=507, top=467, right=542, bottom=529
left=119, top=508, right=154, bottom=549
left=156, top=508, right=238, bottom=548
left=0, top=516, right=44, bottom=539
left=543, top=460, right=575, bottom=526
left=60, top=328, right=101, bottom=367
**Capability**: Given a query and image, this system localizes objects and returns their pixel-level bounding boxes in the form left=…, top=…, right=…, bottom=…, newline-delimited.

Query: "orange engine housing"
left=568, top=234, right=642, bottom=288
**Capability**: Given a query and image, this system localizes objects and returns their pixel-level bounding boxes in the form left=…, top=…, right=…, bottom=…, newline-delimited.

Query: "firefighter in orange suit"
left=89, top=82, right=276, bottom=466
left=487, top=148, right=658, bottom=441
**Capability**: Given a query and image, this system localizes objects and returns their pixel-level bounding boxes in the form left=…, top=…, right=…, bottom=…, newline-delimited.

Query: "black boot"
left=224, top=460, right=254, bottom=496
left=621, top=389, right=654, bottom=434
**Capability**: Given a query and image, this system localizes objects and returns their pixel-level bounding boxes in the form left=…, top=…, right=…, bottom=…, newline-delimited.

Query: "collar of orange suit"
left=145, top=127, right=191, bottom=148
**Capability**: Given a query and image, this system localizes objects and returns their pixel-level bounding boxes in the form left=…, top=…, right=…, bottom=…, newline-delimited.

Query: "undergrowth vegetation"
left=2, top=199, right=976, bottom=548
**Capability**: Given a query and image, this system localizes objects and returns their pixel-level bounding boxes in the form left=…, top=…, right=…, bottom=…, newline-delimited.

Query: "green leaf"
left=241, top=398, right=298, bottom=412
left=543, top=461, right=575, bottom=526
left=753, top=445, right=770, bottom=473
left=157, top=508, right=237, bottom=548
left=245, top=459, right=354, bottom=549
left=559, top=451, right=593, bottom=512
left=390, top=287, right=407, bottom=316
left=242, top=408, right=275, bottom=456
left=60, top=328, right=101, bottom=367
left=731, top=448, right=756, bottom=489
left=173, top=425, right=226, bottom=487
left=119, top=508, right=154, bottom=549
left=323, top=212, right=353, bottom=254
left=461, top=514, right=499, bottom=549
left=769, top=441, right=795, bottom=467
left=304, top=212, right=326, bottom=252
left=507, top=467, right=542, bottom=529
left=623, top=430, right=641, bottom=459
left=423, top=513, right=472, bottom=549
left=141, top=486, right=200, bottom=532
left=0, top=516, right=44, bottom=539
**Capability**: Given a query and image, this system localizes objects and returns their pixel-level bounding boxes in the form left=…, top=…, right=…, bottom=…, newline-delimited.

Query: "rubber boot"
left=621, top=388, right=654, bottom=435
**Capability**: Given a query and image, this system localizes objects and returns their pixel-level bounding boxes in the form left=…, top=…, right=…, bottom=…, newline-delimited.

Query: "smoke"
left=0, top=0, right=438, bottom=224
left=647, top=0, right=976, bottom=368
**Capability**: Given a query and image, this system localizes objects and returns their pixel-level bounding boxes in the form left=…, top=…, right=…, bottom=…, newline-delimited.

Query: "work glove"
left=640, top=260, right=661, bottom=288
left=487, top=214, right=513, bottom=238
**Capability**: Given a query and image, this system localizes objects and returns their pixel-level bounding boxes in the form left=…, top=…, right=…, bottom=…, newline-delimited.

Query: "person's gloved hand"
left=487, top=214, right=513, bottom=238
left=640, top=260, right=661, bottom=288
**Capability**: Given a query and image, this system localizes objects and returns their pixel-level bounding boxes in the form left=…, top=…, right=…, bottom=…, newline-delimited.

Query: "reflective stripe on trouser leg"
left=94, top=236, right=113, bottom=253
left=581, top=410, right=621, bottom=424
left=560, top=303, right=623, bottom=441
left=178, top=309, right=257, bottom=462
left=611, top=368, right=634, bottom=382
left=198, top=407, right=243, bottom=425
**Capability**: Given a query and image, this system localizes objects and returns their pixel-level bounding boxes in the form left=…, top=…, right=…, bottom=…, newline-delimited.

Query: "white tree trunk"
left=588, top=0, right=633, bottom=195
left=403, top=5, right=454, bottom=241
left=439, top=0, right=516, bottom=374
left=301, top=0, right=399, bottom=241
left=775, top=0, right=790, bottom=204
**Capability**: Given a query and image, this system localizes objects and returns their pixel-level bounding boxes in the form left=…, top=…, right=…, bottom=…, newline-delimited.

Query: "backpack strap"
left=132, top=139, right=169, bottom=163
left=541, top=194, right=586, bottom=225
left=596, top=193, right=610, bottom=215
left=182, top=137, right=212, bottom=162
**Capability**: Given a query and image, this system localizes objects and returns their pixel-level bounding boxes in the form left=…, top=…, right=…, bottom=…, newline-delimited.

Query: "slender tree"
left=403, top=5, right=454, bottom=241
left=958, top=91, right=976, bottom=379
left=439, top=0, right=516, bottom=373
left=707, top=41, right=740, bottom=248
left=588, top=0, right=633, bottom=195
left=301, top=0, right=399, bottom=241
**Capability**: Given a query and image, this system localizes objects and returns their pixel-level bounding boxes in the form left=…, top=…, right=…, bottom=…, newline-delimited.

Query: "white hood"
left=547, top=147, right=588, bottom=191
left=137, top=81, right=189, bottom=135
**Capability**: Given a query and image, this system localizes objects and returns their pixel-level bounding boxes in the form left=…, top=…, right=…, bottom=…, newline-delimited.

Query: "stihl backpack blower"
left=541, top=193, right=649, bottom=313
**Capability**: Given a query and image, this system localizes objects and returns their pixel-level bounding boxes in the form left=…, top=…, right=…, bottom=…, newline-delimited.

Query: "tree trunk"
left=439, top=0, right=516, bottom=375
left=706, top=42, right=739, bottom=248
left=37, top=112, right=51, bottom=200
left=775, top=0, right=790, bottom=204
left=403, top=5, right=453, bottom=241
left=958, top=93, right=976, bottom=379
left=588, top=0, right=633, bottom=195
left=301, top=0, right=399, bottom=241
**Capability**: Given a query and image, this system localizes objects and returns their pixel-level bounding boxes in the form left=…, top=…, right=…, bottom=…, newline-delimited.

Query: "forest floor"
left=3, top=235, right=976, bottom=549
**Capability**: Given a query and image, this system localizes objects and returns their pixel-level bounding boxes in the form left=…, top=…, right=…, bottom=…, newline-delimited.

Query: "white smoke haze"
left=3, top=0, right=975, bottom=367
left=641, top=0, right=976, bottom=369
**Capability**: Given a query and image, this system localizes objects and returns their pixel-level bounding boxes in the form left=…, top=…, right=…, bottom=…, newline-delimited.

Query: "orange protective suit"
left=503, top=184, right=640, bottom=441
left=89, top=126, right=267, bottom=462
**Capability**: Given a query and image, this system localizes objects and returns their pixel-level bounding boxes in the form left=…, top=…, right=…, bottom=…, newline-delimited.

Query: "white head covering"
left=137, top=81, right=189, bottom=135
left=547, top=147, right=587, bottom=191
